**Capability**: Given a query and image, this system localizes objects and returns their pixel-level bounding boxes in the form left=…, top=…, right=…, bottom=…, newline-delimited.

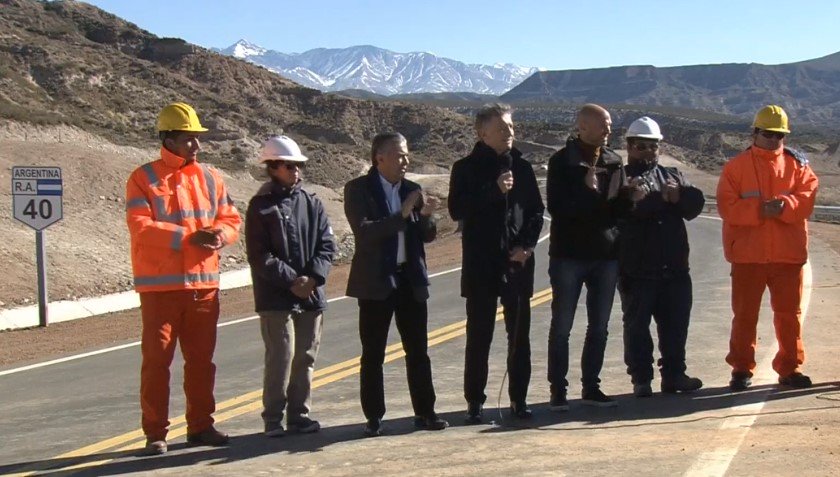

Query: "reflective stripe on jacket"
left=716, top=146, right=818, bottom=264
left=126, top=147, right=241, bottom=292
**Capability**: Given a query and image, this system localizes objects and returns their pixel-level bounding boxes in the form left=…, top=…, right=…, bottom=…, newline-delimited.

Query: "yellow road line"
left=9, top=288, right=554, bottom=476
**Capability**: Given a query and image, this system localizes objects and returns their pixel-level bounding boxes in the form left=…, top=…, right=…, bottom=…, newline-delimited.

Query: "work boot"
left=661, top=375, right=703, bottom=394
left=186, top=426, right=229, bottom=447
left=729, top=371, right=752, bottom=392
left=549, top=391, right=569, bottom=411
left=140, top=438, right=167, bottom=456
left=779, top=372, right=812, bottom=389
left=633, top=382, right=653, bottom=398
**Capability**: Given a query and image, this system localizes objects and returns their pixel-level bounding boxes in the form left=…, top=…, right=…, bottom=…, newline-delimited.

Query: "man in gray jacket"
left=245, top=135, right=335, bottom=437
left=344, top=132, right=448, bottom=437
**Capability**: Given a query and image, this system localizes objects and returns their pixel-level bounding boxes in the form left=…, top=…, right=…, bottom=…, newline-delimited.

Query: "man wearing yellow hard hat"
left=126, top=102, right=242, bottom=455
left=716, top=105, right=818, bottom=392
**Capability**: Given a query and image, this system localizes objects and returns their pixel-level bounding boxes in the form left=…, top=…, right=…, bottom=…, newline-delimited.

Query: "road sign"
left=12, top=166, right=63, bottom=231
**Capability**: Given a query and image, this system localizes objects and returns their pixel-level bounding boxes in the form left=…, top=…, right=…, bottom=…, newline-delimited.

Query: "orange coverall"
left=126, top=147, right=241, bottom=439
left=716, top=145, right=818, bottom=377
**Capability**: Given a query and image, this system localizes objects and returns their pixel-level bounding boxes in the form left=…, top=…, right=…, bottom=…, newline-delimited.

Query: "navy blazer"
left=344, top=167, right=436, bottom=301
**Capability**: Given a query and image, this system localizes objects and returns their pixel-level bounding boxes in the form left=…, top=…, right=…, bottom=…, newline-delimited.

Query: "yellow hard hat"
left=752, top=105, right=790, bottom=134
left=156, top=102, right=209, bottom=132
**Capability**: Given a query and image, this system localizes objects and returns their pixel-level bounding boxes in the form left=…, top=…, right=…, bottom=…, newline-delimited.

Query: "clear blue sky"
left=84, top=0, right=840, bottom=70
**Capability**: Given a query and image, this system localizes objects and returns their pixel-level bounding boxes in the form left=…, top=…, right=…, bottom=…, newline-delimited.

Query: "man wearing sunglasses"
left=245, top=135, right=336, bottom=437
left=717, top=105, right=819, bottom=392
left=617, top=117, right=705, bottom=398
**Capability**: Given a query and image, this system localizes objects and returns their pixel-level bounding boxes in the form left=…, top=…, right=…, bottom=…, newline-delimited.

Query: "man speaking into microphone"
left=448, top=103, right=545, bottom=423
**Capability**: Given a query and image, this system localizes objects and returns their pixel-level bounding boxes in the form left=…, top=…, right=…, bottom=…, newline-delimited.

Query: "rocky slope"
left=0, top=0, right=476, bottom=310
left=0, top=0, right=476, bottom=189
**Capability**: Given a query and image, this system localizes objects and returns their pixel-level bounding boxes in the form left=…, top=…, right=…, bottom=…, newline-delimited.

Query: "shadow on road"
left=3, top=381, right=838, bottom=476
left=480, top=381, right=840, bottom=433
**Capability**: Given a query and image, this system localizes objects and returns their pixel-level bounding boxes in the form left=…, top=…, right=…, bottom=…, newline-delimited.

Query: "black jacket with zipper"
left=546, top=136, right=625, bottom=260
left=245, top=180, right=335, bottom=312
left=618, top=162, right=704, bottom=279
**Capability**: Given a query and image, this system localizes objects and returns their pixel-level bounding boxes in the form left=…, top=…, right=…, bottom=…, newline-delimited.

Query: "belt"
left=395, top=263, right=407, bottom=273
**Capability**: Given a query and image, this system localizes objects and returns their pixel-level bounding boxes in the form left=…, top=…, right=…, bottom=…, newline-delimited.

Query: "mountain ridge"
left=502, top=51, right=840, bottom=125
left=215, top=40, right=538, bottom=95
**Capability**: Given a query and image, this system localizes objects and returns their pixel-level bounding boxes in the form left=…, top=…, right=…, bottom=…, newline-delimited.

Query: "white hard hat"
left=258, top=135, right=308, bottom=163
left=626, top=116, right=664, bottom=140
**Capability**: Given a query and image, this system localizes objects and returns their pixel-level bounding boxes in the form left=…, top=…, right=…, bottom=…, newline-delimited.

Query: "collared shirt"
left=378, top=172, right=406, bottom=265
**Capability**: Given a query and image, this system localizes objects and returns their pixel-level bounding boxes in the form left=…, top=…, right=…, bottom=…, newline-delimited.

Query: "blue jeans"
left=547, top=257, right=619, bottom=393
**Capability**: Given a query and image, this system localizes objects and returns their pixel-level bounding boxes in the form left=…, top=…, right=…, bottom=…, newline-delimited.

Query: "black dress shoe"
left=363, top=418, right=383, bottom=437
left=465, top=402, right=483, bottom=424
left=510, top=402, right=533, bottom=419
left=414, top=414, right=449, bottom=431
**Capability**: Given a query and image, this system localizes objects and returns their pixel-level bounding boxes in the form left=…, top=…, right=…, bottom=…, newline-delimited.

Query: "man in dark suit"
left=448, top=103, right=545, bottom=423
left=344, top=132, right=449, bottom=437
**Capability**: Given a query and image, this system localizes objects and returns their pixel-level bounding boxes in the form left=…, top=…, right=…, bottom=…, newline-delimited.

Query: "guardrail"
left=704, top=199, right=840, bottom=223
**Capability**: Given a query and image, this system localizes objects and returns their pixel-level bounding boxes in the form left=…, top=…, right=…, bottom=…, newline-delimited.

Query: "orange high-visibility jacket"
left=126, top=147, right=241, bottom=292
left=716, top=146, right=818, bottom=264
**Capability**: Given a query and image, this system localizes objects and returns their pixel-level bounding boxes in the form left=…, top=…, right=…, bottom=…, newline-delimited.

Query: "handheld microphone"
left=500, top=151, right=513, bottom=173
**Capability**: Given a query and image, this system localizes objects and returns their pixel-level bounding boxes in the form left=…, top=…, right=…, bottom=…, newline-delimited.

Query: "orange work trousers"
left=140, top=289, right=220, bottom=440
left=726, top=263, right=805, bottom=377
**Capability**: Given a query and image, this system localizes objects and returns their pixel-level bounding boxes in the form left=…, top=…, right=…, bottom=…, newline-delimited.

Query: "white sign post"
left=12, top=166, right=63, bottom=327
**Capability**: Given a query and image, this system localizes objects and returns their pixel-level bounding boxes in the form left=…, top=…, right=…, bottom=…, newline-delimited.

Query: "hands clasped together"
left=189, top=228, right=224, bottom=250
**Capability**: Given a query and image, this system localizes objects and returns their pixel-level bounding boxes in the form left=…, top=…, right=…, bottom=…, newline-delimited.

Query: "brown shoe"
left=186, top=426, right=229, bottom=447
left=140, top=439, right=167, bottom=456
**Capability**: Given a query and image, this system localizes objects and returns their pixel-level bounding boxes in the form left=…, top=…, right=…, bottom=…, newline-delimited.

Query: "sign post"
left=12, top=166, right=63, bottom=327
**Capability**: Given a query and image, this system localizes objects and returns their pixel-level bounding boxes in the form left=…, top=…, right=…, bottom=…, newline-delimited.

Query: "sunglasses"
left=632, top=142, right=659, bottom=151
left=758, top=130, right=785, bottom=140
left=268, top=161, right=305, bottom=170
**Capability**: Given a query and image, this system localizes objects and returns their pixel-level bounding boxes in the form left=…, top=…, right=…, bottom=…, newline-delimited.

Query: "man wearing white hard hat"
left=245, top=135, right=336, bottom=437
left=618, top=117, right=704, bottom=397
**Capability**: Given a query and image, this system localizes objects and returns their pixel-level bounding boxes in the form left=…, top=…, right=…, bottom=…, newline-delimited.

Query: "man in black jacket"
left=449, top=103, right=545, bottom=423
left=618, top=117, right=704, bottom=397
left=245, top=135, right=336, bottom=437
left=546, top=104, right=624, bottom=411
left=344, top=132, right=448, bottom=437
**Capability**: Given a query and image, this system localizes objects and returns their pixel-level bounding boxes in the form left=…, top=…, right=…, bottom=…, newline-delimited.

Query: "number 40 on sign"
left=12, top=166, right=63, bottom=231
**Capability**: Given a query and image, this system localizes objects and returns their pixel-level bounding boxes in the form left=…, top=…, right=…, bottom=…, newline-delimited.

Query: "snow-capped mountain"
left=214, top=40, right=539, bottom=95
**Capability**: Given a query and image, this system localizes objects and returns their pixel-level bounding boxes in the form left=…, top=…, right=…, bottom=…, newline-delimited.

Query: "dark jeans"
left=619, top=274, right=692, bottom=383
left=463, top=290, right=532, bottom=405
left=358, top=276, right=436, bottom=420
left=547, top=257, right=618, bottom=393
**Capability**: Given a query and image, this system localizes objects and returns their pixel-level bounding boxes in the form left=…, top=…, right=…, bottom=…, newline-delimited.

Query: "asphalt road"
left=1, top=216, right=839, bottom=476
